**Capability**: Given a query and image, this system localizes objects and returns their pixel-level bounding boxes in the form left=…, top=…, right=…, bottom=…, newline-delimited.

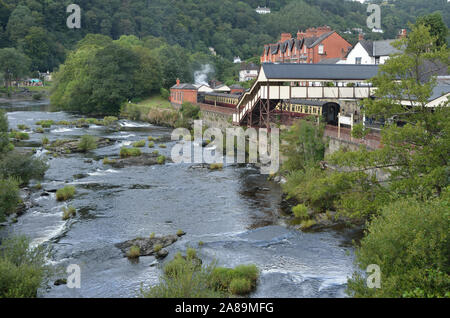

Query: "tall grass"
left=120, top=147, right=142, bottom=158
left=139, top=250, right=259, bottom=298
left=56, top=186, right=76, bottom=201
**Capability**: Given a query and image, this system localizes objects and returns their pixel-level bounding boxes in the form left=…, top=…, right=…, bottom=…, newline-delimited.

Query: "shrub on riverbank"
left=0, top=151, right=48, bottom=185
left=120, top=147, right=142, bottom=158
left=347, top=193, right=450, bottom=298
left=56, top=186, right=76, bottom=201
left=140, top=250, right=259, bottom=298
left=0, top=236, right=49, bottom=298
left=148, top=141, right=154, bottom=148
left=0, top=177, right=21, bottom=221
left=292, top=204, right=308, bottom=219
left=78, top=135, right=97, bottom=152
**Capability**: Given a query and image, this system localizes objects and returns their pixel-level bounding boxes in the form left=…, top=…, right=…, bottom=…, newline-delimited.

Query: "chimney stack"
left=358, top=33, right=364, bottom=41
left=280, top=33, right=292, bottom=42
left=176, top=78, right=180, bottom=86
left=398, top=29, right=407, bottom=39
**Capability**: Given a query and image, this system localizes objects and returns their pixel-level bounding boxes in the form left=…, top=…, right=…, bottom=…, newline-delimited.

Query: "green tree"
left=0, top=47, right=30, bottom=88
left=313, top=23, right=450, bottom=219
left=281, top=117, right=325, bottom=173
left=0, top=236, right=50, bottom=297
left=347, top=192, right=450, bottom=298
left=22, top=26, right=50, bottom=71
left=6, top=5, right=36, bottom=43
left=416, top=12, right=448, bottom=48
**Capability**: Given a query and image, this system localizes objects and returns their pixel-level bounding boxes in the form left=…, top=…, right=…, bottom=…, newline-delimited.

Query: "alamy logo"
left=366, top=264, right=381, bottom=289
left=171, top=120, right=280, bottom=175
left=67, top=4, right=81, bottom=29
left=367, top=4, right=381, bottom=30
left=67, top=264, right=81, bottom=289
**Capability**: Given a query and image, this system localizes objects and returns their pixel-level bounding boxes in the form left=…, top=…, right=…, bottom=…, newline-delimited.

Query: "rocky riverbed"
left=0, top=100, right=359, bottom=298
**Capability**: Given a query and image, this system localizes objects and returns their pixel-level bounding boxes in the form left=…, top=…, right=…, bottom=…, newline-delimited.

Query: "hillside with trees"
left=0, top=0, right=448, bottom=75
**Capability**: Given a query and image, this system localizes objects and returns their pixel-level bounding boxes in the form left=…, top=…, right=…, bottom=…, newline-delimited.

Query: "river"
left=0, top=100, right=357, bottom=298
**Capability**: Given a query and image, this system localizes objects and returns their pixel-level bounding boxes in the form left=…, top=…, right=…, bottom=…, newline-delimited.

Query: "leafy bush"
left=0, top=178, right=21, bottom=221
left=147, top=136, right=155, bottom=141
left=127, top=246, right=140, bottom=259
left=160, top=87, right=169, bottom=100
left=153, top=244, right=163, bottom=253
left=292, top=204, right=308, bottom=219
left=78, top=135, right=97, bottom=152
left=103, top=116, right=118, bottom=126
left=159, top=144, right=167, bottom=148
left=180, top=102, right=200, bottom=120
left=347, top=193, right=450, bottom=298
left=35, top=127, right=44, bottom=133
left=32, top=93, right=43, bottom=100
left=62, top=206, right=76, bottom=220
left=0, top=151, right=48, bottom=185
left=0, top=236, right=49, bottom=298
left=120, top=147, right=142, bottom=158
left=132, top=140, right=146, bottom=147
left=352, top=123, right=369, bottom=139
left=56, top=186, right=76, bottom=201
left=148, top=141, right=155, bottom=148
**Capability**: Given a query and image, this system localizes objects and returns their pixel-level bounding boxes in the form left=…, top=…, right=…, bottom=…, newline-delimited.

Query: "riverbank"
left=0, top=86, right=51, bottom=103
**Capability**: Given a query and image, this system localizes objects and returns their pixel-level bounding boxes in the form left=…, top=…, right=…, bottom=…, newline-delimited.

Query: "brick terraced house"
left=261, top=26, right=352, bottom=64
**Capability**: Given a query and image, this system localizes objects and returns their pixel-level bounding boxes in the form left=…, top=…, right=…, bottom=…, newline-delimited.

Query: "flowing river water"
left=0, top=100, right=358, bottom=298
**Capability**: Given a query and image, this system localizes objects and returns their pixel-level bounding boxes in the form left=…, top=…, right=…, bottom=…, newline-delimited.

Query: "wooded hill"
left=0, top=0, right=448, bottom=73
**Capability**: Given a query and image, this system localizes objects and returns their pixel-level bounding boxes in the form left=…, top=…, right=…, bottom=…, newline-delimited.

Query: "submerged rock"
left=54, top=279, right=67, bottom=286
left=115, top=234, right=179, bottom=257
left=110, top=153, right=164, bottom=168
left=45, top=138, right=116, bottom=154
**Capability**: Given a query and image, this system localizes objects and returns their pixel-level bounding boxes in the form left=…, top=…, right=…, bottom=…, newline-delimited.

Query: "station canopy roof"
left=260, top=63, right=379, bottom=81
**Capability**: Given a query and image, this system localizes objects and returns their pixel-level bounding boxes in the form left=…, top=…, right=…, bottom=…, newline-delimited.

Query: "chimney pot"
left=358, top=33, right=364, bottom=41
left=176, top=78, right=180, bottom=86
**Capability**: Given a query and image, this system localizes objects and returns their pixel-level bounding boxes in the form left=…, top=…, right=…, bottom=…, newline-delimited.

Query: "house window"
left=375, top=57, right=380, bottom=64
left=318, top=44, right=324, bottom=55
left=355, top=57, right=362, bottom=64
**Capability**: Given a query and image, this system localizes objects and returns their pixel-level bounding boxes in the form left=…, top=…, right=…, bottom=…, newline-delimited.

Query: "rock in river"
left=115, top=234, right=179, bottom=258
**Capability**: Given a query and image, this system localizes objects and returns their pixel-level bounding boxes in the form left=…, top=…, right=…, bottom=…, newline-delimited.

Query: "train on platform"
left=198, top=92, right=241, bottom=108
left=275, top=99, right=340, bottom=126
left=198, top=92, right=340, bottom=126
